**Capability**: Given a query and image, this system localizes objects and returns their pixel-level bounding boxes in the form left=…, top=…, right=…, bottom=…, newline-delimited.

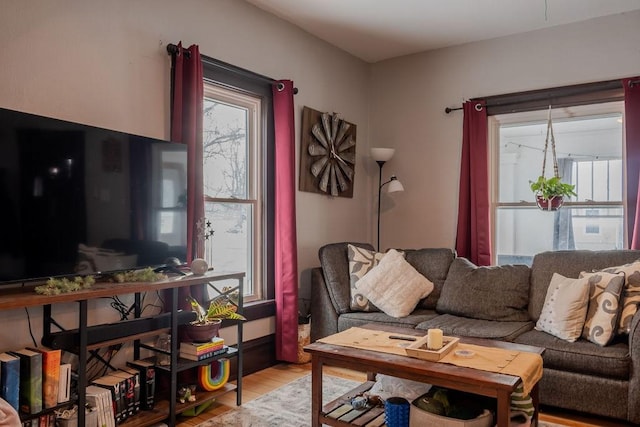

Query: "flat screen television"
left=0, top=106, right=188, bottom=285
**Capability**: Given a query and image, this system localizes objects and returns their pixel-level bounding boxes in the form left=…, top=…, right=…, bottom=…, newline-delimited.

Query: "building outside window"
left=492, top=102, right=624, bottom=266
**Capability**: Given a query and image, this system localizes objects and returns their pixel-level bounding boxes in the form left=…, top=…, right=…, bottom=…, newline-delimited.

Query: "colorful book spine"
left=179, top=337, right=224, bottom=354
left=0, top=352, right=20, bottom=412
left=180, top=346, right=228, bottom=361
left=9, top=348, right=42, bottom=414
left=28, top=347, right=61, bottom=409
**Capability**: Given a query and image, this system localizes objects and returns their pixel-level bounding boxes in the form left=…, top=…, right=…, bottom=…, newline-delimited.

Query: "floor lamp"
left=371, top=148, right=404, bottom=251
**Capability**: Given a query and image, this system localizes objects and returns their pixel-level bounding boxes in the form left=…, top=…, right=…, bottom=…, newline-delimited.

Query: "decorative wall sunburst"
left=300, top=106, right=357, bottom=197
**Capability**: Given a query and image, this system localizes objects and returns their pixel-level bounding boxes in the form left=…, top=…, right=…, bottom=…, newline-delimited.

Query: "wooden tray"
left=405, top=335, right=459, bottom=361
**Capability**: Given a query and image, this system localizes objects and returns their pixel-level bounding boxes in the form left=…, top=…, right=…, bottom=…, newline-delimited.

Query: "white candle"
left=427, top=328, right=443, bottom=350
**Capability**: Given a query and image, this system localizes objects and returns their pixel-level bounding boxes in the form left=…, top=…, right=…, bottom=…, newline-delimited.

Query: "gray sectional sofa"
left=310, top=242, right=640, bottom=424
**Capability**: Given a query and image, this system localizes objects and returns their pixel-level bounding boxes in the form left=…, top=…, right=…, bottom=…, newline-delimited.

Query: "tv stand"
left=0, top=271, right=245, bottom=426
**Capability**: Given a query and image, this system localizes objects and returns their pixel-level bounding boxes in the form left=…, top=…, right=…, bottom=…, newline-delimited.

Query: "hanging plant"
left=529, top=107, right=577, bottom=211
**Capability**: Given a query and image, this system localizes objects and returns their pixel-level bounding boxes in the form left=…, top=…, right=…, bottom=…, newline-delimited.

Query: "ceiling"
left=244, top=0, right=640, bottom=63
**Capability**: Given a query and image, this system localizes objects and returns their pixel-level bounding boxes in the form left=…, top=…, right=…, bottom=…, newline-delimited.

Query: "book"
left=27, top=347, right=61, bottom=409
left=86, top=384, right=114, bottom=427
left=57, top=363, right=71, bottom=403
left=180, top=346, right=228, bottom=361
left=126, top=359, right=155, bottom=410
left=179, top=337, right=225, bottom=355
left=110, top=369, right=140, bottom=416
left=10, top=348, right=42, bottom=414
left=0, top=352, right=20, bottom=412
left=92, top=374, right=125, bottom=424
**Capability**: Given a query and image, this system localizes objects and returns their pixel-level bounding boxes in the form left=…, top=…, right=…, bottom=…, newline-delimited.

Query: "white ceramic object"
left=191, top=258, right=209, bottom=275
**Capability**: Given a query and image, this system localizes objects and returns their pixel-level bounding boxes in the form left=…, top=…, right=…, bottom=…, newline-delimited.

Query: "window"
left=201, top=58, right=275, bottom=307
left=492, top=102, right=624, bottom=265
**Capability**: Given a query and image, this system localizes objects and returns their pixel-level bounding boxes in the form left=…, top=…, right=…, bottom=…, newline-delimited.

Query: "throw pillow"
left=436, top=258, right=531, bottom=322
left=355, top=249, right=434, bottom=318
left=347, top=244, right=384, bottom=312
left=578, top=271, right=625, bottom=346
left=599, top=260, right=640, bottom=334
left=535, top=273, right=590, bottom=342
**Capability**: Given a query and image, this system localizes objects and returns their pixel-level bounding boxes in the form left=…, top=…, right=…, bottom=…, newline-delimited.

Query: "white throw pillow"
left=355, top=249, right=434, bottom=318
left=599, top=260, right=640, bottom=334
left=535, top=273, right=590, bottom=342
left=347, top=244, right=384, bottom=312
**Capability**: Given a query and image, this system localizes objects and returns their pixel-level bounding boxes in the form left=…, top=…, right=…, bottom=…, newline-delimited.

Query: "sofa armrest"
left=628, top=309, right=640, bottom=423
left=310, top=267, right=339, bottom=342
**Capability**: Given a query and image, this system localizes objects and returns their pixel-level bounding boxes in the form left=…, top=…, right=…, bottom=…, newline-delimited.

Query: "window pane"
left=495, top=207, right=624, bottom=265
left=204, top=202, right=255, bottom=298
left=203, top=99, right=249, bottom=199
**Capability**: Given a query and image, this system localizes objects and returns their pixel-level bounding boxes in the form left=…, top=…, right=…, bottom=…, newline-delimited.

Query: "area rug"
left=195, top=374, right=568, bottom=427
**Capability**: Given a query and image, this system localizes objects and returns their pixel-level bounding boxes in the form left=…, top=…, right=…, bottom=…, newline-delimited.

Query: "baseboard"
left=227, top=334, right=277, bottom=381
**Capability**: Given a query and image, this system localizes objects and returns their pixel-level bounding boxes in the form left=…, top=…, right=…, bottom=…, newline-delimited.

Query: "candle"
left=427, top=328, right=443, bottom=350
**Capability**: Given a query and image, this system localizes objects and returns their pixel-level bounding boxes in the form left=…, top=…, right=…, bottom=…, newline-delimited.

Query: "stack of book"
left=179, top=337, right=227, bottom=361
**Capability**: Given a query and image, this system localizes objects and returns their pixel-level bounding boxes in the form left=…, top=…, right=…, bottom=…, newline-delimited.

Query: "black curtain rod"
left=166, top=43, right=298, bottom=94
left=444, top=78, right=634, bottom=115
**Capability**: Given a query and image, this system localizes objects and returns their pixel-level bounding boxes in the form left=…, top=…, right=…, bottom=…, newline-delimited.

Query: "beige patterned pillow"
left=600, top=260, right=640, bottom=334
left=348, top=244, right=384, bottom=311
left=578, top=271, right=625, bottom=346
left=355, top=249, right=434, bottom=318
left=535, top=273, right=590, bottom=342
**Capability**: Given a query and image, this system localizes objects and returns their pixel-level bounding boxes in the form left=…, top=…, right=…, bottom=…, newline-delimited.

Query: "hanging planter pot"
left=535, top=194, right=564, bottom=211
left=528, top=107, right=576, bottom=212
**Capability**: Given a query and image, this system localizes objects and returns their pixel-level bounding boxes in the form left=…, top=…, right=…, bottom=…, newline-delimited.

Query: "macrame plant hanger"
left=537, top=106, right=563, bottom=211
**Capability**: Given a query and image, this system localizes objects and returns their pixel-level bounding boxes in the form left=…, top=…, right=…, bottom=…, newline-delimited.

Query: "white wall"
left=0, top=0, right=371, bottom=351
left=370, top=11, right=640, bottom=251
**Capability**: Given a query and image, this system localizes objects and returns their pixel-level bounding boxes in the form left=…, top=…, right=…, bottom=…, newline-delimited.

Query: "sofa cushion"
left=347, top=244, right=384, bottom=312
left=598, top=259, right=640, bottom=334
left=579, top=271, right=625, bottom=346
left=529, top=250, right=640, bottom=322
left=338, top=309, right=438, bottom=332
left=437, top=257, right=531, bottom=322
left=319, top=242, right=374, bottom=315
left=514, top=329, right=630, bottom=380
left=416, top=314, right=534, bottom=342
left=356, top=249, right=434, bottom=318
left=403, top=248, right=456, bottom=310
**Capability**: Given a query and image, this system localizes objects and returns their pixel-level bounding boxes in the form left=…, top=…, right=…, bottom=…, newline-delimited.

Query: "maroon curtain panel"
left=625, top=77, right=640, bottom=248
left=169, top=42, right=205, bottom=307
left=273, top=80, right=299, bottom=362
left=455, top=101, right=492, bottom=265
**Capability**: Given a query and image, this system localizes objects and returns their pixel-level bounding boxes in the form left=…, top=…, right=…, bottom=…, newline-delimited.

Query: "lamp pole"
left=376, top=160, right=385, bottom=252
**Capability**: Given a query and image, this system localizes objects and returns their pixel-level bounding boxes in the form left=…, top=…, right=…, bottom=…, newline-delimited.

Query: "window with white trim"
left=492, top=102, right=624, bottom=266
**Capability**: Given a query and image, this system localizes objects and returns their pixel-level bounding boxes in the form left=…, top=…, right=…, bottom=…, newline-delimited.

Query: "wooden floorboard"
left=175, top=363, right=632, bottom=427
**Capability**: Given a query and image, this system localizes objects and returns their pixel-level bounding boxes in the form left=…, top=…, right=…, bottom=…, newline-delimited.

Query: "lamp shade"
left=387, top=176, right=404, bottom=193
left=371, top=147, right=395, bottom=162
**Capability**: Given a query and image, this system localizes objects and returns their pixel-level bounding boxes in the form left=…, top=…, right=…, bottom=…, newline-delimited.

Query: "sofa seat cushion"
left=437, top=258, right=531, bottom=322
left=415, top=314, right=534, bottom=342
left=514, top=329, right=630, bottom=380
left=338, top=309, right=438, bottom=332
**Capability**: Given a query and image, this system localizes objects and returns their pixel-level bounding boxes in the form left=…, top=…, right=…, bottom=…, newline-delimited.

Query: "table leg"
left=311, top=356, right=323, bottom=427
left=531, top=383, right=540, bottom=426
left=496, top=390, right=511, bottom=427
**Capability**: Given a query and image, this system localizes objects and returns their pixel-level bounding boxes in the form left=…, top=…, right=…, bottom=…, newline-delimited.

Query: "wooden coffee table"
left=304, top=324, right=544, bottom=427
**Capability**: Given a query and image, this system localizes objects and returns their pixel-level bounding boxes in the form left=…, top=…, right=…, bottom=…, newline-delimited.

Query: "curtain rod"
left=166, top=43, right=298, bottom=94
left=444, top=78, right=633, bottom=115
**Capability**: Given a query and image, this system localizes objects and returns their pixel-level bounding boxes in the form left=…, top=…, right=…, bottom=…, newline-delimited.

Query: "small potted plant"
left=183, top=293, right=246, bottom=342
left=529, top=175, right=577, bottom=211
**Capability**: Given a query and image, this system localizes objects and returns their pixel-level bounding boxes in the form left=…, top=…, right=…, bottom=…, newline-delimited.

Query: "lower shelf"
left=320, top=381, right=383, bottom=427
left=120, top=383, right=237, bottom=427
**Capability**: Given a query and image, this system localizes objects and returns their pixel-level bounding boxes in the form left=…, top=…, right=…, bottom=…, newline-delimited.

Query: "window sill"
left=242, top=299, right=275, bottom=321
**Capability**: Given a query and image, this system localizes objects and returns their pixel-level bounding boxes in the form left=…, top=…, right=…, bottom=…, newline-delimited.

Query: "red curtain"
left=273, top=80, right=299, bottom=362
left=625, top=78, right=640, bottom=248
left=455, top=101, right=492, bottom=265
left=169, top=42, right=205, bottom=307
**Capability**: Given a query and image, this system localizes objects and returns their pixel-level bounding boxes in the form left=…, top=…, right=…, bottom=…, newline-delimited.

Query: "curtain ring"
left=474, top=103, right=483, bottom=112
left=276, top=82, right=285, bottom=92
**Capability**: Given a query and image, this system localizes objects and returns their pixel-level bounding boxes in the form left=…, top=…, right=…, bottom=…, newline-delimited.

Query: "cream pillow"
left=579, top=271, right=625, bottom=346
left=535, top=273, right=590, bottom=342
left=355, top=249, right=434, bottom=318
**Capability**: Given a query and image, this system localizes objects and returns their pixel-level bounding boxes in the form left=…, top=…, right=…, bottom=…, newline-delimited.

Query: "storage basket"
left=409, top=404, right=493, bottom=427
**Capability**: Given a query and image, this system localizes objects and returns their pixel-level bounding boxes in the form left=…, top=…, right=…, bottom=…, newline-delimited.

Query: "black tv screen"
left=0, top=107, right=188, bottom=285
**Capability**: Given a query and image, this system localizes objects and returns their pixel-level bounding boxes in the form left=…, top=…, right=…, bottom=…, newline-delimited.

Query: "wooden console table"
left=304, top=324, right=544, bottom=427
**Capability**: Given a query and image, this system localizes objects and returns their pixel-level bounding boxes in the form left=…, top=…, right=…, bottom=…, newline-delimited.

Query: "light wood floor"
left=176, top=363, right=633, bottom=427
